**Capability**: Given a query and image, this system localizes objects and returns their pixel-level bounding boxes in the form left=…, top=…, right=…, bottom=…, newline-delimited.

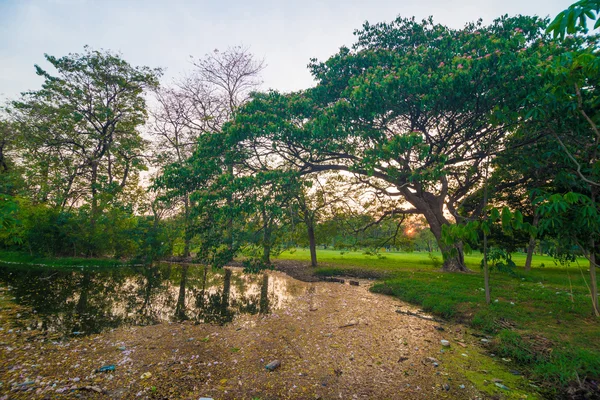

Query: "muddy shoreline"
left=0, top=264, right=537, bottom=399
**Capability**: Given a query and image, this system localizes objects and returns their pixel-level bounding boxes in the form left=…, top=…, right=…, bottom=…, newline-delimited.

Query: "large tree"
left=150, top=46, right=265, bottom=257
left=228, top=16, right=565, bottom=271
left=10, top=47, right=160, bottom=221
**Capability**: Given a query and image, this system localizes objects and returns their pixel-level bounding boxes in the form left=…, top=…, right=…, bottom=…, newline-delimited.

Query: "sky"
left=0, top=0, right=575, bottom=102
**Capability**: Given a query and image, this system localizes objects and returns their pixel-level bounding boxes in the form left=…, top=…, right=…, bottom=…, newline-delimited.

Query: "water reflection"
left=0, top=263, right=296, bottom=337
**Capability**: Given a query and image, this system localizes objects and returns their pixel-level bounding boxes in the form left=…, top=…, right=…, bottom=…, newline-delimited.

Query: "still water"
left=0, top=263, right=304, bottom=337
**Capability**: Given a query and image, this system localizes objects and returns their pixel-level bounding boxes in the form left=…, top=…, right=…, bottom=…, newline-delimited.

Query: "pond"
left=0, top=262, right=301, bottom=337
left=0, top=263, right=538, bottom=399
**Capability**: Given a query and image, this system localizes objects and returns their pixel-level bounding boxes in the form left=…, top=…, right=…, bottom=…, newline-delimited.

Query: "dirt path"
left=0, top=270, right=536, bottom=399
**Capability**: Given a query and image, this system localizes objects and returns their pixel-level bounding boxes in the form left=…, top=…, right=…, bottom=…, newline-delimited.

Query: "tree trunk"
left=226, top=164, right=234, bottom=251
left=424, top=208, right=468, bottom=271
left=183, top=194, right=191, bottom=258
left=261, top=206, right=272, bottom=264
left=524, top=212, right=539, bottom=271
left=401, top=187, right=468, bottom=272
left=90, top=161, right=99, bottom=225
left=307, top=219, right=317, bottom=267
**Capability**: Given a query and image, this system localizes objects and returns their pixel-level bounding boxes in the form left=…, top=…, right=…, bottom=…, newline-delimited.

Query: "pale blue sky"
left=0, top=0, right=574, bottom=101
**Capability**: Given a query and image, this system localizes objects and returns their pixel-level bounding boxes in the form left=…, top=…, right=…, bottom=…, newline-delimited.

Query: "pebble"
left=140, top=372, right=152, bottom=380
left=440, top=340, right=450, bottom=347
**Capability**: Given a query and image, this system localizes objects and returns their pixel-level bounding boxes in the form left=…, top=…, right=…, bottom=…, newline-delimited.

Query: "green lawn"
left=276, top=248, right=600, bottom=393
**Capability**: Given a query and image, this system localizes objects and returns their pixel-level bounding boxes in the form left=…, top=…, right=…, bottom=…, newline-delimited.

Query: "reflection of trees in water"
left=174, top=266, right=188, bottom=321
left=0, top=266, right=128, bottom=336
left=0, top=264, right=277, bottom=335
left=195, top=268, right=235, bottom=325
left=260, top=273, right=270, bottom=314
left=130, top=264, right=171, bottom=325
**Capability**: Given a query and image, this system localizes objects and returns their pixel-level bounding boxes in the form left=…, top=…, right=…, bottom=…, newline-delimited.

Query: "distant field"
left=276, top=248, right=562, bottom=273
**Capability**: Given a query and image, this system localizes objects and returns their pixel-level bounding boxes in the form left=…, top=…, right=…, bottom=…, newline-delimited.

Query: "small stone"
left=459, top=384, right=465, bottom=389
left=440, top=340, right=450, bottom=347
left=443, top=384, right=450, bottom=391
left=265, top=360, right=281, bottom=371
left=495, top=382, right=510, bottom=391
left=140, top=372, right=152, bottom=380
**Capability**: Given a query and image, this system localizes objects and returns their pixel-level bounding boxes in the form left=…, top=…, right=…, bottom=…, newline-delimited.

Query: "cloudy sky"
left=0, top=0, right=574, bottom=101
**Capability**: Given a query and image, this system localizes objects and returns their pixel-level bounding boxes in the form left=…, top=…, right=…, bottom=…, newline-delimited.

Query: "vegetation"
left=0, top=0, right=599, bottom=395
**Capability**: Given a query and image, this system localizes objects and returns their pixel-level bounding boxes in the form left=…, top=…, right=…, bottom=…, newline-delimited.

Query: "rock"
left=481, top=339, right=489, bottom=344
left=459, top=384, right=465, bottom=389
left=494, top=382, right=510, bottom=391
left=349, top=281, right=359, bottom=286
left=443, top=384, right=450, bottom=391
left=265, top=360, right=281, bottom=371
left=440, top=340, right=450, bottom=347
left=510, top=370, right=522, bottom=376
left=95, top=365, right=115, bottom=373
left=140, top=372, right=152, bottom=380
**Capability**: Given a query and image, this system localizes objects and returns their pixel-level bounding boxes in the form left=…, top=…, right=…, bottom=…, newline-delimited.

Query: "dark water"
left=0, top=263, right=302, bottom=337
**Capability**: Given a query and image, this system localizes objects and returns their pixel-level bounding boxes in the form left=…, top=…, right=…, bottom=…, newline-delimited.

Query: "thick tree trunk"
left=401, top=187, right=468, bottom=272
left=307, top=219, right=317, bottom=267
left=524, top=212, right=539, bottom=271
left=424, top=208, right=468, bottom=272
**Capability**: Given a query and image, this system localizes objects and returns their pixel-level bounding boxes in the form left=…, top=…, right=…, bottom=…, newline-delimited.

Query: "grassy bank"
left=276, top=248, right=600, bottom=395
left=0, top=250, right=127, bottom=268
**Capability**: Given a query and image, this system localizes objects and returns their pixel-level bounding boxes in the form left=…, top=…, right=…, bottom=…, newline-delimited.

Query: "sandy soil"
left=0, top=270, right=533, bottom=399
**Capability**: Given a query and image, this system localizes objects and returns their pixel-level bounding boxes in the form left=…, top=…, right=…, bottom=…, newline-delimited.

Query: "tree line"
left=0, top=3, right=599, bottom=314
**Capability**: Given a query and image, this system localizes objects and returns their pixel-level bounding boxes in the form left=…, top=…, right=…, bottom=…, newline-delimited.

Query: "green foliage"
left=547, top=0, right=600, bottom=38
left=481, top=248, right=517, bottom=275
left=428, top=252, right=442, bottom=269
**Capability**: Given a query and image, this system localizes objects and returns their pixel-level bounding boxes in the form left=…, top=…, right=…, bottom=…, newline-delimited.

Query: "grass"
left=0, top=250, right=129, bottom=268
left=276, top=248, right=600, bottom=394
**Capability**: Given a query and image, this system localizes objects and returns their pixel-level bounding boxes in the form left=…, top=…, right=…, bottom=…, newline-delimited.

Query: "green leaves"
left=547, top=0, right=600, bottom=38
